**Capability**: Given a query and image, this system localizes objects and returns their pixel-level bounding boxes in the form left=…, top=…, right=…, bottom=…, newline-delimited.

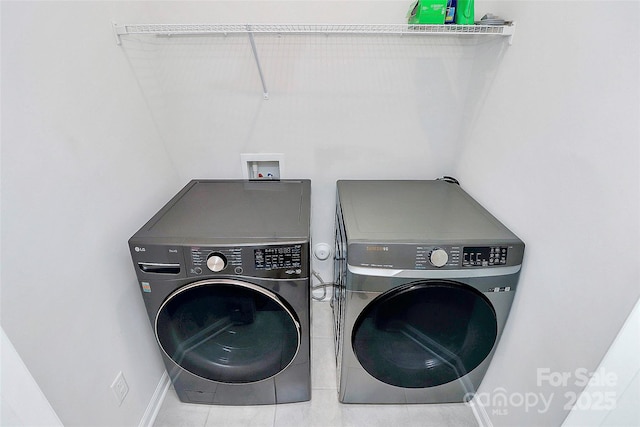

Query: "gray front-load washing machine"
left=332, top=180, right=524, bottom=404
left=129, top=179, right=311, bottom=405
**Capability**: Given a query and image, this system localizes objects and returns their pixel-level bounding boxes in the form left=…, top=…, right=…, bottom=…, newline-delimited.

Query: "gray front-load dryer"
left=129, top=180, right=311, bottom=405
left=332, top=180, right=524, bottom=404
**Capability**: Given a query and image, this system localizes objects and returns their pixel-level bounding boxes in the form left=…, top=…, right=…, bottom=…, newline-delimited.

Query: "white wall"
left=457, top=1, right=640, bottom=426
left=1, top=2, right=181, bottom=426
left=1, top=1, right=638, bottom=427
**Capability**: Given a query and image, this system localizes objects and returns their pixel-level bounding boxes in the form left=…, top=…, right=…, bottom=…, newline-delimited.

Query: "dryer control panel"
left=462, top=246, right=508, bottom=267
left=348, top=242, right=524, bottom=270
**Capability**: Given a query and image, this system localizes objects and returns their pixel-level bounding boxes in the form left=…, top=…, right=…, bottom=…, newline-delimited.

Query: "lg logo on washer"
left=135, top=246, right=178, bottom=254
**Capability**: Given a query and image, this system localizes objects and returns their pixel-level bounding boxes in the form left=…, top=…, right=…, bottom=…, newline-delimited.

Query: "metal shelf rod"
left=247, top=28, right=269, bottom=100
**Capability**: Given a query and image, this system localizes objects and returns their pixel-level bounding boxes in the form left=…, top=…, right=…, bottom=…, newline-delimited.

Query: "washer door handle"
left=138, top=262, right=181, bottom=274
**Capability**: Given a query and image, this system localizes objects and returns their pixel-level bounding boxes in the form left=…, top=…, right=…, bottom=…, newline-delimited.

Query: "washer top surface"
left=337, top=180, right=520, bottom=244
left=132, top=180, right=310, bottom=245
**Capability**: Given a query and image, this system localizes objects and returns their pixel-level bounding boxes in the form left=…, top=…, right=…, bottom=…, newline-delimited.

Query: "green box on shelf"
left=408, top=0, right=448, bottom=24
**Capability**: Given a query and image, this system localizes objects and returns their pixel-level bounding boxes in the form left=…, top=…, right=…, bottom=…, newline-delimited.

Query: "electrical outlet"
left=240, top=153, right=285, bottom=180
left=110, top=371, right=129, bottom=406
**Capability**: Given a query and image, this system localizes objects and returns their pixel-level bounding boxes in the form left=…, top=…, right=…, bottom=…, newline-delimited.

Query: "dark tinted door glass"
left=352, top=281, right=497, bottom=388
left=156, top=280, right=300, bottom=383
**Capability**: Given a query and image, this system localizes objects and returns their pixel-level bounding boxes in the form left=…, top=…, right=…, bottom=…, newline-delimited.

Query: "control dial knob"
left=429, top=248, right=449, bottom=268
left=206, top=253, right=227, bottom=272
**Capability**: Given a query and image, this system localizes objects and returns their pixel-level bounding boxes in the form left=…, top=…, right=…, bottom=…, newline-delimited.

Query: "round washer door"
left=156, top=279, right=300, bottom=384
left=352, top=280, right=497, bottom=388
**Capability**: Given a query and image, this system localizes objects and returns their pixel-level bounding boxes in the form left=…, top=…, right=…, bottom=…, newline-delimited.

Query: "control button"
left=194, top=267, right=203, bottom=275
left=429, top=248, right=449, bottom=268
left=234, top=267, right=243, bottom=275
left=206, top=253, right=227, bottom=272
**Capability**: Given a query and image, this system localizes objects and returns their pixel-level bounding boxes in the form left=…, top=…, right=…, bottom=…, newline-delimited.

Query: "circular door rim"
left=351, top=279, right=498, bottom=388
left=155, top=278, right=302, bottom=384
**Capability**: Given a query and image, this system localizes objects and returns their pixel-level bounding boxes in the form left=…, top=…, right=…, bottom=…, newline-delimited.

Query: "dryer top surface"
left=337, top=180, right=521, bottom=245
left=131, top=180, right=310, bottom=244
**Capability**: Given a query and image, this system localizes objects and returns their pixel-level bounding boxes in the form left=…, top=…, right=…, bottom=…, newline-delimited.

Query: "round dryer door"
left=352, top=280, right=497, bottom=388
left=155, top=279, right=301, bottom=384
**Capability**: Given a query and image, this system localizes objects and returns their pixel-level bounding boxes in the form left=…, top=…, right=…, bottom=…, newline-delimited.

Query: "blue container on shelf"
left=445, top=0, right=457, bottom=23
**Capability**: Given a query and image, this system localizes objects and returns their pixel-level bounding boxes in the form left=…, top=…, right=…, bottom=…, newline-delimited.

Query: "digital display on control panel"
left=463, top=246, right=507, bottom=267
left=254, top=245, right=302, bottom=270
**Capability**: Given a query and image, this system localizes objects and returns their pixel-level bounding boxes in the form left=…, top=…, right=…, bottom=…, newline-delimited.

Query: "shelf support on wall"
left=113, top=22, right=124, bottom=45
left=247, top=25, right=270, bottom=100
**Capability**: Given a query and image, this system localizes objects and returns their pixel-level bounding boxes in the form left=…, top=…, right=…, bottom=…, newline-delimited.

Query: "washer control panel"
left=191, top=247, right=242, bottom=275
left=188, top=244, right=308, bottom=279
left=254, top=245, right=302, bottom=271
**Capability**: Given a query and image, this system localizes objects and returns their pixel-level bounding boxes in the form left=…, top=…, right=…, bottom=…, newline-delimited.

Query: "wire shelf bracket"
left=247, top=27, right=269, bottom=100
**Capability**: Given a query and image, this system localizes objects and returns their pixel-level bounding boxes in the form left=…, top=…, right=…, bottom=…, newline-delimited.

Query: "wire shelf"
left=113, top=22, right=515, bottom=99
left=114, top=23, right=515, bottom=42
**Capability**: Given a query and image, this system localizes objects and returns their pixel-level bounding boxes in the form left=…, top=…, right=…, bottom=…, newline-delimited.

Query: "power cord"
left=437, top=176, right=460, bottom=185
left=311, top=270, right=335, bottom=301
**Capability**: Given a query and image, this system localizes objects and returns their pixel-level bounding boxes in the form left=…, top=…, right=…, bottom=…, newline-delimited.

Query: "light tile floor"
left=153, top=301, right=479, bottom=427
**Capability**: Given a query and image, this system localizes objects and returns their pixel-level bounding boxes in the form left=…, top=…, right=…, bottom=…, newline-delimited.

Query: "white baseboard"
left=138, top=371, right=170, bottom=427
